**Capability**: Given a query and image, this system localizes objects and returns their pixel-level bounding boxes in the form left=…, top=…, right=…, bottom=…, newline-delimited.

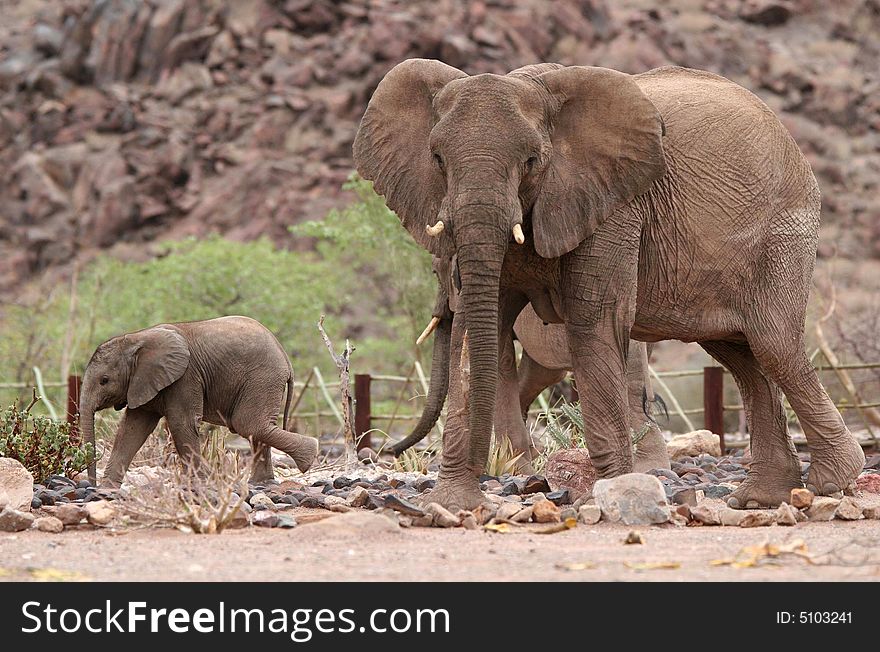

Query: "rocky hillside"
left=1, top=0, right=878, bottom=298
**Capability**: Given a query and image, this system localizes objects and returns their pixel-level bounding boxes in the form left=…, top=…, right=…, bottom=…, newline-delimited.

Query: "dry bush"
left=115, top=433, right=249, bottom=534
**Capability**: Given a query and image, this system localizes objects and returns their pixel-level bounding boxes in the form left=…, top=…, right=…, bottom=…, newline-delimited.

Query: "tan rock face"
left=807, top=497, right=840, bottom=522
left=790, top=488, right=813, bottom=509
left=531, top=499, right=561, bottom=524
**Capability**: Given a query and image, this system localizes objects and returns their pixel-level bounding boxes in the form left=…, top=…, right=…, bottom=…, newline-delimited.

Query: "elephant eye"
left=525, top=156, right=538, bottom=173
left=433, top=152, right=445, bottom=172
left=100, top=376, right=109, bottom=386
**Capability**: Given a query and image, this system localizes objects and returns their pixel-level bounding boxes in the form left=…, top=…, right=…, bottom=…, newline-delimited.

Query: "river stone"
left=834, top=496, right=862, bottom=521
left=84, top=500, right=115, bottom=526
left=807, top=497, right=840, bottom=521
left=666, top=430, right=721, bottom=460
left=0, top=506, right=35, bottom=531
left=544, top=449, right=597, bottom=501
left=0, top=458, right=34, bottom=511
left=775, top=502, right=798, bottom=526
left=593, top=473, right=669, bottom=525
left=34, top=516, right=64, bottom=533
left=578, top=504, right=602, bottom=524
left=532, top=498, right=561, bottom=523
left=790, top=487, right=813, bottom=509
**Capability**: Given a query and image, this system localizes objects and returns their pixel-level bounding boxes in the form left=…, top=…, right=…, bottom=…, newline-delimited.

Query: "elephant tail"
left=282, top=369, right=293, bottom=431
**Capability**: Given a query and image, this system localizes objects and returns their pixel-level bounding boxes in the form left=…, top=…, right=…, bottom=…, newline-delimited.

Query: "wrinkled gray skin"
left=354, top=60, right=864, bottom=511
left=395, top=258, right=671, bottom=474
left=80, top=316, right=318, bottom=488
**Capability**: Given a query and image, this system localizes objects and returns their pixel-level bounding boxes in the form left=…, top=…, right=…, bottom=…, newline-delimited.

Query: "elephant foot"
left=805, top=434, right=864, bottom=497
left=633, top=425, right=671, bottom=473
left=417, top=471, right=487, bottom=512
left=726, top=468, right=803, bottom=509
left=292, top=436, right=320, bottom=474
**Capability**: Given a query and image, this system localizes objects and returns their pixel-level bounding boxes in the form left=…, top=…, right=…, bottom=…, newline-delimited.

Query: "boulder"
left=593, top=473, right=669, bottom=525
left=543, top=448, right=597, bottom=500
left=0, top=458, right=34, bottom=512
left=666, top=430, right=721, bottom=460
left=0, top=506, right=35, bottom=532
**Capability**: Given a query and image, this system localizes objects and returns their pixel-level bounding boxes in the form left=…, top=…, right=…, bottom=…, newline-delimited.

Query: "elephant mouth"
left=114, top=401, right=127, bottom=411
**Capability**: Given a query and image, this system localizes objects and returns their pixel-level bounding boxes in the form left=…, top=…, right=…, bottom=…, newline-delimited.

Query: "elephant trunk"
left=456, top=233, right=507, bottom=473
left=78, top=378, right=97, bottom=484
left=391, top=315, right=452, bottom=456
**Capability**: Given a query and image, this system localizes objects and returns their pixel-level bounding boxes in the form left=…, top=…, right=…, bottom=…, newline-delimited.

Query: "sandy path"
left=2, top=513, right=879, bottom=582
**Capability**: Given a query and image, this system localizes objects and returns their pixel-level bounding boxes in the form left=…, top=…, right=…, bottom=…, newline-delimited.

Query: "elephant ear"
left=353, top=59, right=466, bottom=255
left=533, top=66, right=666, bottom=258
left=127, top=327, right=190, bottom=409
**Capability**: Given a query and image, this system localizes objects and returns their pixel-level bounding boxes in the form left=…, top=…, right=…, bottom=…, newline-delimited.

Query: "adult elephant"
left=354, top=60, right=864, bottom=510
left=395, top=259, right=671, bottom=474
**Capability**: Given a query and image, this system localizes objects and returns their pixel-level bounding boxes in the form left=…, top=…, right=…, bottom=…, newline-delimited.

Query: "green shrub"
left=0, top=393, right=96, bottom=482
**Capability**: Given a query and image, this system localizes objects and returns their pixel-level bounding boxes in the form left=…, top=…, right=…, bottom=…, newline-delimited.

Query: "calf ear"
left=533, top=66, right=666, bottom=258
left=127, top=327, right=190, bottom=409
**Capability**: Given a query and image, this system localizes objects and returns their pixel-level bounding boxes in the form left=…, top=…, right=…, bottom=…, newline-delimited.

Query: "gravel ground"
left=2, top=509, right=879, bottom=582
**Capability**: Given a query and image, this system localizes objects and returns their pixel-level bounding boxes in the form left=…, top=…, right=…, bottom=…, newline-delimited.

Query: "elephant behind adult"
left=354, top=60, right=864, bottom=511
left=80, top=316, right=318, bottom=487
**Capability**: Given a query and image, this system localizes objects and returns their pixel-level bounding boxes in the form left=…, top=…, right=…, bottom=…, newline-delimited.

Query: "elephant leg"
left=420, top=310, right=487, bottom=511
left=101, top=409, right=161, bottom=488
left=244, top=424, right=317, bottom=474
left=700, top=340, right=802, bottom=508
left=560, top=219, right=640, bottom=478
left=517, top=351, right=567, bottom=420
left=493, top=291, right=531, bottom=470
left=249, top=441, right=275, bottom=485
left=165, top=408, right=204, bottom=473
left=628, top=342, right=671, bottom=472
left=749, top=342, right=864, bottom=497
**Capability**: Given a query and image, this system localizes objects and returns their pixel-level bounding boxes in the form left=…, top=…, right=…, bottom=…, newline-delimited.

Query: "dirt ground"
left=2, top=511, right=879, bottom=582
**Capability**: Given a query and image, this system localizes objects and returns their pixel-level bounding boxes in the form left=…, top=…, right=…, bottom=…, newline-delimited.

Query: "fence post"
left=703, top=366, right=724, bottom=453
left=66, top=375, right=81, bottom=431
left=354, top=374, right=372, bottom=451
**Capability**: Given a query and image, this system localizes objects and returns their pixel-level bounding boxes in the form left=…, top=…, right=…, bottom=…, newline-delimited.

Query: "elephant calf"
left=80, top=316, right=318, bottom=488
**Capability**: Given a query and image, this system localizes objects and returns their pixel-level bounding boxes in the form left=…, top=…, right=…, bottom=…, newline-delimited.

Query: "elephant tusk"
left=426, top=221, right=445, bottom=237
left=416, top=317, right=441, bottom=345
left=512, top=223, right=525, bottom=245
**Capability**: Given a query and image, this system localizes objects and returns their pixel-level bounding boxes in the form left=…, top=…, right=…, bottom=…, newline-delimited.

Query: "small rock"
left=690, top=504, right=721, bottom=525
left=411, top=514, right=434, bottom=527
left=593, top=473, right=669, bottom=525
left=226, top=507, right=250, bottom=529
left=807, top=497, right=840, bottom=521
left=383, top=494, right=426, bottom=518
left=472, top=504, right=497, bottom=525
left=790, top=487, right=813, bottom=509
left=532, top=499, right=561, bottom=523
left=0, top=458, right=34, bottom=512
left=544, top=448, right=597, bottom=500
left=31, top=497, right=42, bottom=510
left=34, top=516, right=64, bottom=533
left=252, top=512, right=281, bottom=528
left=249, top=492, right=276, bottom=511
left=346, top=485, right=370, bottom=508
left=424, top=502, right=459, bottom=528
left=666, top=430, right=721, bottom=460
left=671, top=487, right=697, bottom=506
left=546, top=489, right=572, bottom=506
left=414, top=477, right=435, bottom=492
left=720, top=508, right=746, bottom=526
left=496, top=502, right=521, bottom=520
left=739, top=0, right=792, bottom=27
left=510, top=505, right=534, bottom=523
left=54, top=503, right=87, bottom=526
left=500, top=479, right=523, bottom=496
left=523, top=475, right=551, bottom=494
left=0, top=506, right=35, bottom=532
left=84, top=500, right=115, bottom=526
left=624, top=530, right=645, bottom=544
left=578, top=504, right=602, bottom=524
left=863, top=506, right=880, bottom=520
left=703, top=485, right=732, bottom=499
left=739, top=511, right=774, bottom=527
left=560, top=507, right=577, bottom=522
left=775, top=502, right=798, bottom=526
left=834, top=497, right=862, bottom=521
left=332, top=476, right=355, bottom=489
left=457, top=510, right=478, bottom=530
